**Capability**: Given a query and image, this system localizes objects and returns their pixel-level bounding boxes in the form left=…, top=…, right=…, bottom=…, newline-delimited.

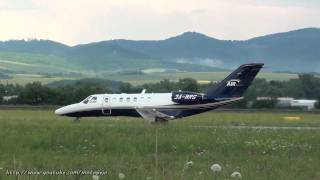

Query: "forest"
left=0, top=74, right=320, bottom=108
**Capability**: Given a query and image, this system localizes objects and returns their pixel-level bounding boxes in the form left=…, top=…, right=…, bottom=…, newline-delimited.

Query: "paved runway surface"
left=191, top=125, right=320, bottom=130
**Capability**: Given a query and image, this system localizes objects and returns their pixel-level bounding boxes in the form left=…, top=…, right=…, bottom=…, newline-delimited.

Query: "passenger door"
left=102, top=96, right=111, bottom=115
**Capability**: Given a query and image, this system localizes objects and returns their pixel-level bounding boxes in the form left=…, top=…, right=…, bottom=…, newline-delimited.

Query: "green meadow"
left=0, top=109, right=320, bottom=179
left=1, top=71, right=298, bottom=86
left=0, top=76, right=76, bottom=86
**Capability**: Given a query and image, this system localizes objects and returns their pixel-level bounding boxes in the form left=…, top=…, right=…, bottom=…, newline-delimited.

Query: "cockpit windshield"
left=82, top=96, right=98, bottom=104
left=90, top=96, right=97, bottom=103
left=82, top=96, right=92, bottom=104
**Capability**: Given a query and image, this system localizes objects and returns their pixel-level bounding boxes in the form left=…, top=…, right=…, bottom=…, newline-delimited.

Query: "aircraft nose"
left=55, top=107, right=66, bottom=116
left=55, top=104, right=79, bottom=116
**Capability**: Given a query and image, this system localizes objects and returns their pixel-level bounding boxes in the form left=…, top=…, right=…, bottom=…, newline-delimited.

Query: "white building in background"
left=2, top=95, right=18, bottom=101
left=290, top=99, right=317, bottom=110
left=256, top=97, right=318, bottom=110
left=277, top=97, right=317, bottom=110
left=277, top=97, right=294, bottom=107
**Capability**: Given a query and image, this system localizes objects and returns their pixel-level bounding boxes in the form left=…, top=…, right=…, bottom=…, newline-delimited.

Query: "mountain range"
left=0, top=27, right=319, bottom=75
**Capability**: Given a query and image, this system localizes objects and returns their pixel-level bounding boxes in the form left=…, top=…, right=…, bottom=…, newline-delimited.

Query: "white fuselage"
left=55, top=93, right=175, bottom=116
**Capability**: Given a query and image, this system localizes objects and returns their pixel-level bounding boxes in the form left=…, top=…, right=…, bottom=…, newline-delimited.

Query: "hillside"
left=0, top=28, right=319, bottom=75
left=108, top=28, right=320, bottom=72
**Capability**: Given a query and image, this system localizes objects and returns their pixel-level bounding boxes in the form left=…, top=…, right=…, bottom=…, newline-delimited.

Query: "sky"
left=0, top=0, right=319, bottom=45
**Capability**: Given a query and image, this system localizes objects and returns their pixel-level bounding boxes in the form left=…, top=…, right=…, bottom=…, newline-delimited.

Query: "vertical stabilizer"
left=206, top=63, right=264, bottom=98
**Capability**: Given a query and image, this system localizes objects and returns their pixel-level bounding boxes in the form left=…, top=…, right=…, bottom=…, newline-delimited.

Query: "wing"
left=156, top=97, right=243, bottom=109
left=135, top=108, right=174, bottom=121
left=135, top=97, right=243, bottom=121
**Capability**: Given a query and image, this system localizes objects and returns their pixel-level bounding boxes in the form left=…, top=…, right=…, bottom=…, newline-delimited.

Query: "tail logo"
left=226, top=79, right=240, bottom=87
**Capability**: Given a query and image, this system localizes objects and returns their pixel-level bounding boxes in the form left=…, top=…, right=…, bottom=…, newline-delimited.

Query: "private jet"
left=55, top=63, right=263, bottom=122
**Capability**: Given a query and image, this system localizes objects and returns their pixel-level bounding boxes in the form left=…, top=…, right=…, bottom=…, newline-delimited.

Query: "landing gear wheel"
left=73, top=117, right=80, bottom=123
left=154, top=117, right=168, bottom=124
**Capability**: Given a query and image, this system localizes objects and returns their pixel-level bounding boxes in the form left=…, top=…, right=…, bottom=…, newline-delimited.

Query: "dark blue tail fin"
left=206, top=63, right=264, bottom=98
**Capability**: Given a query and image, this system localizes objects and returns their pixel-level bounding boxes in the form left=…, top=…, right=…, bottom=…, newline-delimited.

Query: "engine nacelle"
left=172, top=91, right=204, bottom=104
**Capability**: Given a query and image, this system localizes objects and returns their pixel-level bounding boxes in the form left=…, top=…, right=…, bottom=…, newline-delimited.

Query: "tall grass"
left=0, top=109, right=319, bottom=179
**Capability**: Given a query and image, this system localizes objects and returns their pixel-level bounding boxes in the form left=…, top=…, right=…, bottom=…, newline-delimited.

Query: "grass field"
left=0, top=71, right=298, bottom=86
left=0, top=109, right=320, bottom=179
left=0, top=52, right=88, bottom=74
left=0, top=76, right=77, bottom=86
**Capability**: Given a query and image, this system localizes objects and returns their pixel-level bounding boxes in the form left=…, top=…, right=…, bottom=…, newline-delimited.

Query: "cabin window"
left=140, top=97, right=144, bottom=102
left=112, top=97, right=117, bottom=102
left=119, top=97, right=124, bottom=102
left=126, top=97, right=130, bottom=102
left=89, top=96, right=97, bottom=103
left=147, top=97, right=151, bottom=101
left=133, top=97, right=138, bottom=102
left=104, top=97, right=109, bottom=103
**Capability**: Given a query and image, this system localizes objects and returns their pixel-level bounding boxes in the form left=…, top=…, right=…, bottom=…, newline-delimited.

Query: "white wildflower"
left=185, top=161, right=194, bottom=168
left=92, top=174, right=99, bottom=180
left=172, top=145, right=177, bottom=152
left=231, top=171, right=242, bottom=178
left=210, top=163, right=222, bottom=172
left=118, top=172, right=125, bottom=179
left=181, top=160, right=194, bottom=178
left=146, top=177, right=152, bottom=180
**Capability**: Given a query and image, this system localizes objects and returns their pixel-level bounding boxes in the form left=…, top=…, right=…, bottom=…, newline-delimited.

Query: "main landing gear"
left=154, top=117, right=168, bottom=124
left=73, top=117, right=80, bottom=123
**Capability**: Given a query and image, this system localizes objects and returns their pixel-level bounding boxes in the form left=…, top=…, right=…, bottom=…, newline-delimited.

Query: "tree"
left=251, top=99, right=278, bottom=109
left=178, top=78, right=198, bottom=92
left=315, top=97, right=320, bottom=109
left=18, top=82, right=57, bottom=105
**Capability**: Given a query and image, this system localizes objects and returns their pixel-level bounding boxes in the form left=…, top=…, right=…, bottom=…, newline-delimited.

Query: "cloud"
left=0, top=0, right=35, bottom=10
left=0, top=0, right=319, bottom=45
left=0, top=1, right=7, bottom=8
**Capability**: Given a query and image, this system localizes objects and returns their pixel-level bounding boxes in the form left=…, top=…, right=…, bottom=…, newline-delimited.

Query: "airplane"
left=55, top=63, right=264, bottom=123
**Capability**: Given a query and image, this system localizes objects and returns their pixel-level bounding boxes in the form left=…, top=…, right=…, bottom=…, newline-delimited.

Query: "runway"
left=102, top=124, right=320, bottom=130
left=191, top=125, right=320, bottom=130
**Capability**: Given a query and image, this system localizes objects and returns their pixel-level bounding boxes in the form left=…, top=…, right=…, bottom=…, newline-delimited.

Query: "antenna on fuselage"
left=141, top=89, right=146, bottom=94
